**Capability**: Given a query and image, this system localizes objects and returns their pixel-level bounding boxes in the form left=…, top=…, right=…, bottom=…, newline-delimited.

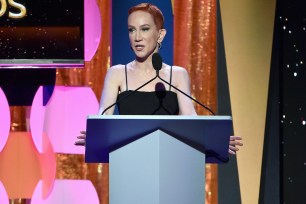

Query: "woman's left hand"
left=229, top=136, right=243, bottom=155
left=75, top=131, right=86, bottom=146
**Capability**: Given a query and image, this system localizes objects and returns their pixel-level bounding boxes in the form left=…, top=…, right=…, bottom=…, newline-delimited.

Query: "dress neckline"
left=118, top=90, right=177, bottom=95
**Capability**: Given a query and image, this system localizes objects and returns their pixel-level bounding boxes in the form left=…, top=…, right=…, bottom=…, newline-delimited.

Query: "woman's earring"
left=157, top=42, right=162, bottom=50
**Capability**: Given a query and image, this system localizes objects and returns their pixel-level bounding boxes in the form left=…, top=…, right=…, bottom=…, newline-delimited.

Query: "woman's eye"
left=142, top=28, right=149, bottom=32
left=128, top=28, right=135, bottom=33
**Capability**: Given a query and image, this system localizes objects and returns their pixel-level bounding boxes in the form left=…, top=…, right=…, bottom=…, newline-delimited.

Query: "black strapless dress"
left=117, top=90, right=179, bottom=115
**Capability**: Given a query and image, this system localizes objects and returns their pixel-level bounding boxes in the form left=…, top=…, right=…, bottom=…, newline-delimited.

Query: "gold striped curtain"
left=9, top=0, right=217, bottom=203
left=173, top=1, right=217, bottom=204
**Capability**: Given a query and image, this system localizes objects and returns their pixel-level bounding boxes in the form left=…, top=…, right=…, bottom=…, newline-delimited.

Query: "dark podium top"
left=85, top=115, right=232, bottom=163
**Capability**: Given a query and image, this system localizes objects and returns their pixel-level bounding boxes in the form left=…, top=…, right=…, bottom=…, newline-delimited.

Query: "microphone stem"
left=157, top=74, right=215, bottom=116
left=102, top=69, right=215, bottom=116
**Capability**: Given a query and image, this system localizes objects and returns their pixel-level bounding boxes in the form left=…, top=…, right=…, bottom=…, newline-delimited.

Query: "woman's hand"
left=75, top=130, right=86, bottom=146
left=229, top=136, right=243, bottom=155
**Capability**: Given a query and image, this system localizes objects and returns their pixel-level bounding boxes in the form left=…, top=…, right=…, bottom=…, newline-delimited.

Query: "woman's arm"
left=75, top=65, right=124, bottom=146
left=98, top=65, right=124, bottom=115
left=172, top=66, right=197, bottom=116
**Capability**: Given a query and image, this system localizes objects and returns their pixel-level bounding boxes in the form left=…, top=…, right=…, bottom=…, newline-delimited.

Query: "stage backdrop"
left=2, top=0, right=219, bottom=203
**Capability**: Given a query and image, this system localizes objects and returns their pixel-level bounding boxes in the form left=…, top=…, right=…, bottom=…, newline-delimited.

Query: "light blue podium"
left=85, top=115, right=232, bottom=204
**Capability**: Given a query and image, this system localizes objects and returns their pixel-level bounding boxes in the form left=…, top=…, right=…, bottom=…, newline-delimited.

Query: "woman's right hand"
left=75, top=130, right=86, bottom=146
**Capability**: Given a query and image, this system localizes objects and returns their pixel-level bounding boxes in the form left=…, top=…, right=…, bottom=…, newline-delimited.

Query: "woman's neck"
left=133, top=50, right=162, bottom=73
left=133, top=59, right=156, bottom=74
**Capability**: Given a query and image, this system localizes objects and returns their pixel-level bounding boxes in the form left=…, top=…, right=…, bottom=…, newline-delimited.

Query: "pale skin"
left=75, top=10, right=243, bottom=154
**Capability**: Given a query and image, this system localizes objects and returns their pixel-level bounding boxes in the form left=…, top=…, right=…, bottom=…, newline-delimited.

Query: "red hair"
left=128, top=3, right=164, bottom=30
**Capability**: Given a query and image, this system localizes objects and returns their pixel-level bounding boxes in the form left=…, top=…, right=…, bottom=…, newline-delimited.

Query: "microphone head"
left=152, top=53, right=162, bottom=71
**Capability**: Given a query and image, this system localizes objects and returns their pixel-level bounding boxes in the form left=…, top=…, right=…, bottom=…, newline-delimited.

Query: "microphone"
left=152, top=52, right=162, bottom=74
left=152, top=53, right=215, bottom=116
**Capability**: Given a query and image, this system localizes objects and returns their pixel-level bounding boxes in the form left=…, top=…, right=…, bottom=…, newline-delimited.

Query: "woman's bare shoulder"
left=106, top=64, right=127, bottom=78
left=171, top=65, right=189, bottom=78
left=103, top=64, right=126, bottom=85
left=108, top=62, right=136, bottom=73
left=108, top=64, right=125, bottom=72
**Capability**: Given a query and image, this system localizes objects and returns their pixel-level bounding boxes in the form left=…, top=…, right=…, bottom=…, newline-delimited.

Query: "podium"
left=85, top=115, right=232, bottom=204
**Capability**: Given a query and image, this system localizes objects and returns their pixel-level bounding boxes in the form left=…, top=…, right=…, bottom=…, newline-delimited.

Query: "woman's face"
left=128, top=11, right=160, bottom=60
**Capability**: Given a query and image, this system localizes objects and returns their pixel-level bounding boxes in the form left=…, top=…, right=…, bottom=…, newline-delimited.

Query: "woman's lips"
left=135, top=45, right=144, bottom=51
